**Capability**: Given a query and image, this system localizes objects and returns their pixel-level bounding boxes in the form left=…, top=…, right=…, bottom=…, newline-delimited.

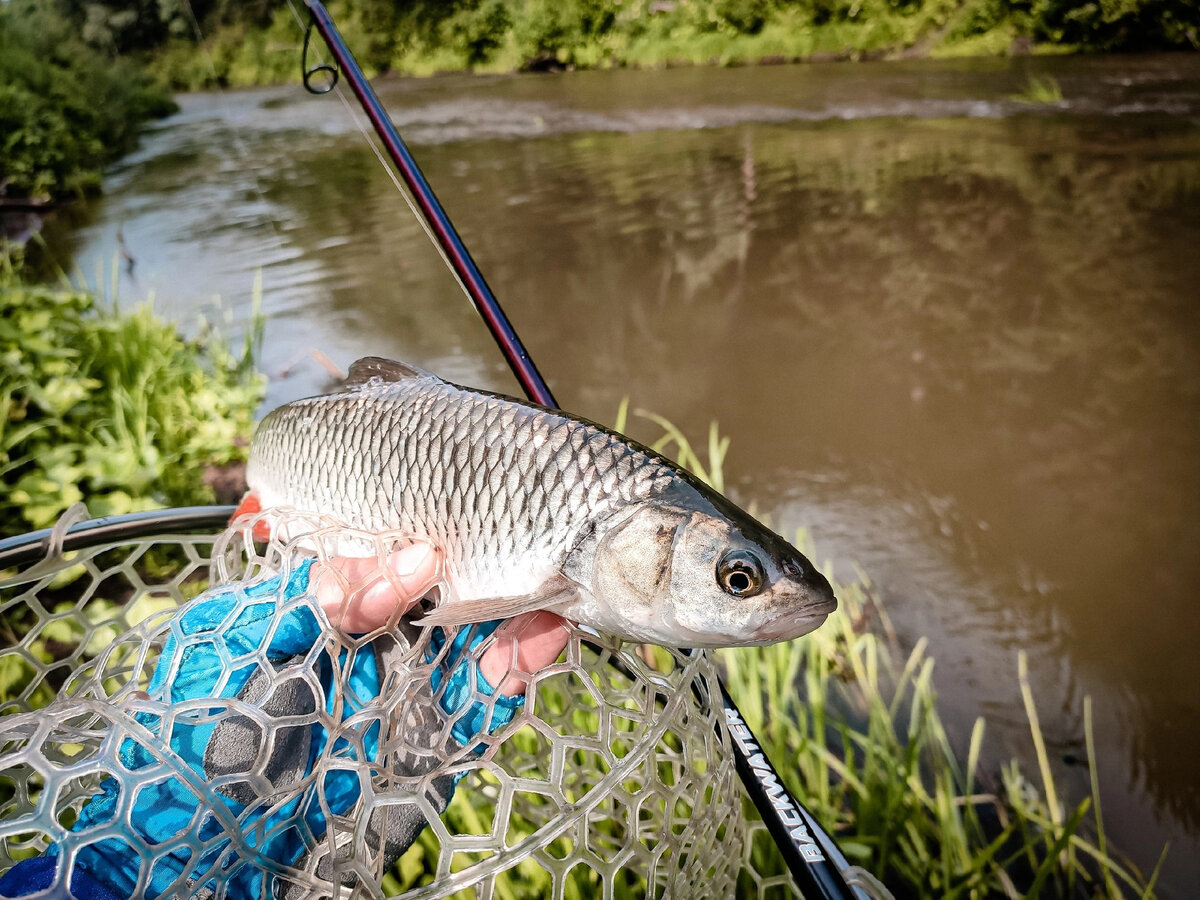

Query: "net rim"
left=0, top=507, right=236, bottom=571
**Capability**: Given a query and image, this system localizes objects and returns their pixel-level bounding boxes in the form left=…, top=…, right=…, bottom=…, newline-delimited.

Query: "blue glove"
left=0, top=560, right=520, bottom=900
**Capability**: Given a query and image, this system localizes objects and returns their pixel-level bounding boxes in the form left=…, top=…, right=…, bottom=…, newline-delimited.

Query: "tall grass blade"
left=1026, top=799, right=1089, bottom=898
left=613, top=396, right=629, bottom=434
left=1085, top=696, right=1118, bottom=897
left=1018, top=651, right=1062, bottom=827
left=1141, top=843, right=1169, bottom=899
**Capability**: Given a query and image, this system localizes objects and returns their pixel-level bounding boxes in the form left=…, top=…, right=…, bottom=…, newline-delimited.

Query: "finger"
left=343, top=544, right=441, bottom=630
left=478, top=611, right=571, bottom=697
left=316, top=544, right=440, bottom=631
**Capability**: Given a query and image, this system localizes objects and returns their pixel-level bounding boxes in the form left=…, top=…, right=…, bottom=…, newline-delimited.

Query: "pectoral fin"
left=414, top=575, right=578, bottom=628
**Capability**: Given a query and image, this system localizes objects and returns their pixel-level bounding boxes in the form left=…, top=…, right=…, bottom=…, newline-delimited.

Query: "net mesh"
left=0, top=511, right=801, bottom=899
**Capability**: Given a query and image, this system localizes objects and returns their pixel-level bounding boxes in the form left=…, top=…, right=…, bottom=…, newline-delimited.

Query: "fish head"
left=586, top=490, right=837, bottom=648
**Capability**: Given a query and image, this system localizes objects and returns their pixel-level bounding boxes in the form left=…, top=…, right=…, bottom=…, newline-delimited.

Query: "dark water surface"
left=47, top=54, right=1200, bottom=893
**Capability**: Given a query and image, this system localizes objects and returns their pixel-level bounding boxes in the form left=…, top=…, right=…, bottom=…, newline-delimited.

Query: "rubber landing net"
left=0, top=509, right=801, bottom=898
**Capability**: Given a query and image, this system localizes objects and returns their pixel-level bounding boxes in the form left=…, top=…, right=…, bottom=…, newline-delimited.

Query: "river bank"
left=2, top=0, right=1192, bottom=209
left=0, top=1, right=176, bottom=215
left=106, top=0, right=1200, bottom=89
left=0, top=253, right=264, bottom=538
left=152, top=9, right=1072, bottom=88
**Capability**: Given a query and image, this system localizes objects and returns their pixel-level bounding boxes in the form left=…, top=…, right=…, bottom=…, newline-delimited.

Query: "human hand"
left=310, top=544, right=571, bottom=697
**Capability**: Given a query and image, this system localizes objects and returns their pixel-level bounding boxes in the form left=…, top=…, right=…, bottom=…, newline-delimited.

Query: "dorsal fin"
left=345, top=357, right=438, bottom=389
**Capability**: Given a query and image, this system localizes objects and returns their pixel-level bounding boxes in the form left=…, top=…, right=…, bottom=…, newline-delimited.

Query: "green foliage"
left=43, top=0, right=275, bottom=53
left=0, top=259, right=265, bottom=537
left=4, top=0, right=1197, bottom=92
left=142, top=0, right=1199, bottom=86
left=12, top=0, right=1185, bottom=90
left=1030, top=0, right=1198, bottom=50
left=0, top=1, right=177, bottom=201
left=446, top=1, right=515, bottom=67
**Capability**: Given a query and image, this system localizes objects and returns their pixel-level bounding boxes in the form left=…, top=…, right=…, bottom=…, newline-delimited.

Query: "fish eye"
left=716, top=550, right=764, bottom=598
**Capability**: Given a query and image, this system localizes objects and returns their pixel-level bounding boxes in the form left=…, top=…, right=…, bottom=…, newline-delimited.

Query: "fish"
left=239, top=357, right=836, bottom=648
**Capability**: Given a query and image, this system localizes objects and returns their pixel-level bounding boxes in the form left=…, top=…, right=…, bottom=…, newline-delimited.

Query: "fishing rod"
left=299, top=3, right=860, bottom=897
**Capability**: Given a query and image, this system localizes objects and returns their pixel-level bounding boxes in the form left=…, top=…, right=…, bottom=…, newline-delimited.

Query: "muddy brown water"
left=43, top=54, right=1200, bottom=894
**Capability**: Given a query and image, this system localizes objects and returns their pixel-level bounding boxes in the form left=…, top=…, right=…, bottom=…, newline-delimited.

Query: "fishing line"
left=182, top=0, right=470, bottom=336
left=177, top=0, right=476, bottom=381
left=177, top=0, right=290, bottom=255
left=328, top=93, right=472, bottom=306
left=281, top=0, right=476, bottom=309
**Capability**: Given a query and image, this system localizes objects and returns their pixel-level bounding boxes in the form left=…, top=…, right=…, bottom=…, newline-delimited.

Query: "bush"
left=0, top=1, right=177, bottom=200
left=0, top=260, right=264, bottom=537
left=444, top=0, right=514, bottom=66
left=8, top=0, right=1199, bottom=97
left=1029, top=0, right=1198, bottom=50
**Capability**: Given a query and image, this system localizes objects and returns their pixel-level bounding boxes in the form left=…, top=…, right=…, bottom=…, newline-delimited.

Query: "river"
left=43, top=53, right=1200, bottom=895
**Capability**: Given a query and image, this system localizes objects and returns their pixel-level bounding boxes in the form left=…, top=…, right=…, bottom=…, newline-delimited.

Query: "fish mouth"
left=670, top=604, right=833, bottom=647
left=803, top=565, right=838, bottom=613
left=752, top=588, right=838, bottom=643
left=755, top=609, right=834, bottom=643
left=809, top=591, right=839, bottom=617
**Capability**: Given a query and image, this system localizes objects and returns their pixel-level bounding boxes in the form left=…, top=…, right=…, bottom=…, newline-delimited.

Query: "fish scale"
left=248, top=368, right=675, bottom=601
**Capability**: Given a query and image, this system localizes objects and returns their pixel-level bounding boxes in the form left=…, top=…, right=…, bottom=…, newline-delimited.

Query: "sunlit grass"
left=148, top=1, right=1108, bottom=88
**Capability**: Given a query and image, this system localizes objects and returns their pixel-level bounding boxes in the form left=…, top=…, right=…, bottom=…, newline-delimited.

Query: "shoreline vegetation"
left=145, top=0, right=1197, bottom=88
left=0, top=2, right=176, bottom=204
left=0, top=253, right=265, bottom=538
left=0, top=0, right=1195, bottom=202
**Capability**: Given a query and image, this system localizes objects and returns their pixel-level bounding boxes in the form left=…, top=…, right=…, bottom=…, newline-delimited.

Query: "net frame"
left=0, top=508, right=807, bottom=900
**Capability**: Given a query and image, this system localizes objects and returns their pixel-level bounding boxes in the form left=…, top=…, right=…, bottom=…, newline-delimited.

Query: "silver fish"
left=244, top=357, right=836, bottom=647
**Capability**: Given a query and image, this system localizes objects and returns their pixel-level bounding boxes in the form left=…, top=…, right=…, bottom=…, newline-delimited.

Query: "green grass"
left=5, top=0, right=1195, bottom=97
left=145, top=0, right=1200, bottom=90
